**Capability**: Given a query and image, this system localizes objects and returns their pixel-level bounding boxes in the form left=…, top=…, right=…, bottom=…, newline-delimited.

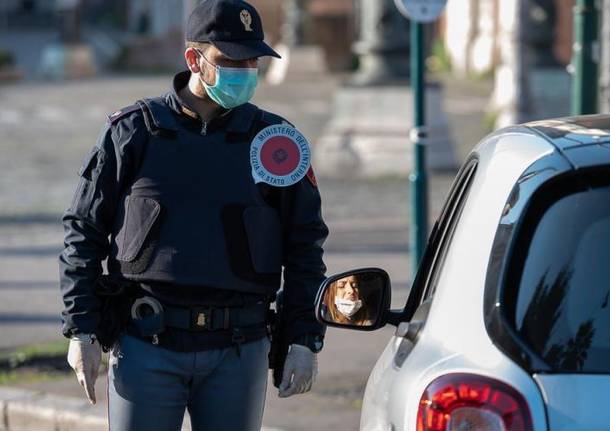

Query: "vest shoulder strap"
left=136, top=96, right=178, bottom=138
left=245, top=108, right=294, bottom=144
left=258, top=110, right=294, bottom=128
left=107, top=104, right=142, bottom=125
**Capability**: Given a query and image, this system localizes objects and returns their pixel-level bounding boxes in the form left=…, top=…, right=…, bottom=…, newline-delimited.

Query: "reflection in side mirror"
left=315, top=268, right=391, bottom=331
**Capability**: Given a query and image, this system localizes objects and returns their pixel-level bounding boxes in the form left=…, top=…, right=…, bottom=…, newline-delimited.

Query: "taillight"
left=417, top=373, right=533, bottom=431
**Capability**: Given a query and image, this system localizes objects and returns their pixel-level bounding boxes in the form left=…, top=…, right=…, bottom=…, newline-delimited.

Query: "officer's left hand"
left=278, top=344, right=318, bottom=398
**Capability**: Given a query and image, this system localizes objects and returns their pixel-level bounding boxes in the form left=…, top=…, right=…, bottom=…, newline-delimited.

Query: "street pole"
left=409, top=20, right=428, bottom=273
left=571, top=0, right=599, bottom=115
left=600, top=0, right=610, bottom=112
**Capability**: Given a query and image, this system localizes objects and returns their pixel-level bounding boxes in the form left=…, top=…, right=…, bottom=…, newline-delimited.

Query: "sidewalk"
left=0, top=46, right=492, bottom=430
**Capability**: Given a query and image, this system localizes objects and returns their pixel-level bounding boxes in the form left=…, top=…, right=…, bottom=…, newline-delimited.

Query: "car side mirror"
left=315, top=268, right=392, bottom=331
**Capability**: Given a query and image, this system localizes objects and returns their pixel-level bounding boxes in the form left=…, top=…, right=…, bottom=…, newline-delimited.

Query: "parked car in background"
left=316, top=115, right=610, bottom=431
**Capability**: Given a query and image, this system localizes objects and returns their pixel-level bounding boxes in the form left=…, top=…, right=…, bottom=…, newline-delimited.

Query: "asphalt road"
left=0, top=69, right=457, bottom=348
left=0, top=68, right=471, bottom=430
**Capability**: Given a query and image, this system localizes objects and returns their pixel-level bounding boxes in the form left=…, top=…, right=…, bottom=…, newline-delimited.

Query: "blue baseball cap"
left=186, top=0, right=281, bottom=60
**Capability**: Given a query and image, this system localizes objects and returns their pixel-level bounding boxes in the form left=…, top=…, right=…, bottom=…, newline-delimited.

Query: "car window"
left=513, top=184, right=610, bottom=373
left=403, top=158, right=478, bottom=320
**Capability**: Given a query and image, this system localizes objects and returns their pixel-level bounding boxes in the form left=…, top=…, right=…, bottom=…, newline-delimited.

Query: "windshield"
left=515, top=185, right=610, bottom=373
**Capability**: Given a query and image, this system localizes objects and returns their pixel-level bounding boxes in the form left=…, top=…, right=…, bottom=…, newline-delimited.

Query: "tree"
left=492, top=0, right=533, bottom=128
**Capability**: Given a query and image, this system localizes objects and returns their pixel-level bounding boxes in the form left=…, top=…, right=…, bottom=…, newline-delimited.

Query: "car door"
left=360, top=157, right=479, bottom=430
left=403, top=157, right=479, bottom=322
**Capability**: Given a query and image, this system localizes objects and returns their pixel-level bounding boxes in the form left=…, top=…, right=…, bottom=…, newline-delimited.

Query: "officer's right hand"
left=67, top=336, right=102, bottom=404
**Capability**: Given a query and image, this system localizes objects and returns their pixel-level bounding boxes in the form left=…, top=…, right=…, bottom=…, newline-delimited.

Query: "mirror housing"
left=315, top=268, right=393, bottom=331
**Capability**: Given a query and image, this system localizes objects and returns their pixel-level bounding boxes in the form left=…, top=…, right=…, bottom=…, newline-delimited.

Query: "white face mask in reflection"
left=334, top=298, right=363, bottom=318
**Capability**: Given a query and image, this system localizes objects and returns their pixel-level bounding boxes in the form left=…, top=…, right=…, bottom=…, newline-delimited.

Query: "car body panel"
left=563, top=143, right=610, bottom=169
left=425, top=131, right=553, bottom=363
left=534, top=374, right=610, bottom=431
left=527, top=114, right=610, bottom=149
left=361, top=131, right=555, bottom=430
left=358, top=115, right=610, bottom=431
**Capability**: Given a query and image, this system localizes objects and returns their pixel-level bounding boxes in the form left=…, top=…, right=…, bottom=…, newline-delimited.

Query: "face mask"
left=334, top=298, right=363, bottom=318
left=198, top=51, right=258, bottom=109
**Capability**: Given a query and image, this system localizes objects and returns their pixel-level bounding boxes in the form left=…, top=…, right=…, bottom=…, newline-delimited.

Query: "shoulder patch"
left=250, top=124, right=311, bottom=187
left=107, top=104, right=142, bottom=125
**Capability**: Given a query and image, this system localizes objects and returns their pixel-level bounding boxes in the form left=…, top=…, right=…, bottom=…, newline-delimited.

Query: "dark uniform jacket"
left=59, top=71, right=328, bottom=348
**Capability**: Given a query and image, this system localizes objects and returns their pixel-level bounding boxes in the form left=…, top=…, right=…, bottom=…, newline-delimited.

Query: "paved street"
left=0, top=69, right=459, bottom=348
left=0, top=67, right=337, bottom=346
left=0, top=53, right=487, bottom=428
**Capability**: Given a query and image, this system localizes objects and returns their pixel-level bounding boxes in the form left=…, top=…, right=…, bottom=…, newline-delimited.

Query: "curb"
left=0, top=387, right=106, bottom=431
left=0, top=387, right=283, bottom=431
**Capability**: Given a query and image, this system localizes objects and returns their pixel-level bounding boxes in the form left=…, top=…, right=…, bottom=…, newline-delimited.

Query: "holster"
left=94, top=275, right=138, bottom=352
left=268, top=290, right=290, bottom=388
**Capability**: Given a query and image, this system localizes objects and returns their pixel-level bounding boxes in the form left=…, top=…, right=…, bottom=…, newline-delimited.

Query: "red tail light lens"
left=417, top=373, right=533, bottom=431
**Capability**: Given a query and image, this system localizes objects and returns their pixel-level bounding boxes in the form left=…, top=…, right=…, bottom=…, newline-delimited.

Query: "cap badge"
left=240, top=10, right=253, bottom=32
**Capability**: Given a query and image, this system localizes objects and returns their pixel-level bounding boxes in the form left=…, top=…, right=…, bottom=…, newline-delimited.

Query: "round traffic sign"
left=394, top=0, right=447, bottom=23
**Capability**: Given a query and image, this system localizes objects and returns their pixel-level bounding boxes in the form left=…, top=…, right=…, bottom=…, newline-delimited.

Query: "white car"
left=315, top=115, right=610, bottom=431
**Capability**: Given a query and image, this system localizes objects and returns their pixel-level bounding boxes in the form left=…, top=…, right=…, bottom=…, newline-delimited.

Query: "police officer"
left=59, top=1, right=328, bottom=429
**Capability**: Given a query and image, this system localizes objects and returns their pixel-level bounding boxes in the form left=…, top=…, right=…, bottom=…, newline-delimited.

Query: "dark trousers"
left=108, top=334, right=270, bottom=431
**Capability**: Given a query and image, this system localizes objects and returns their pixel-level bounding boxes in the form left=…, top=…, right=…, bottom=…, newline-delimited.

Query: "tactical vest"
left=107, top=97, right=287, bottom=296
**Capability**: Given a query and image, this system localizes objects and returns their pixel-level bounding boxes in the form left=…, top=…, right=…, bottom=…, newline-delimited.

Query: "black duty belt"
left=158, top=301, right=268, bottom=332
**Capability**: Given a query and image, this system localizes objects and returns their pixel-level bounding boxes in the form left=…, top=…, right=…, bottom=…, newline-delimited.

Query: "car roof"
left=524, top=114, right=610, bottom=169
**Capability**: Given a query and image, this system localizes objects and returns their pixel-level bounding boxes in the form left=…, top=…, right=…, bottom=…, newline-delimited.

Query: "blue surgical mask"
left=198, top=51, right=258, bottom=109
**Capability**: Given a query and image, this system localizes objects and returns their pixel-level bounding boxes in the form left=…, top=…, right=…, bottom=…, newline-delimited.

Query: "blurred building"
left=0, top=0, right=361, bottom=77
left=442, top=0, right=573, bottom=75
left=1, top=0, right=55, bottom=15
left=441, top=0, right=576, bottom=124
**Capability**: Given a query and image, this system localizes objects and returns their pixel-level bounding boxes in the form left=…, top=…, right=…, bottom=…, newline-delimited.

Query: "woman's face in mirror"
left=335, top=275, right=360, bottom=301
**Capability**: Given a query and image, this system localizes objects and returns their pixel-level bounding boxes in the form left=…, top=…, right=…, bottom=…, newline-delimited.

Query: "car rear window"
left=514, top=185, right=610, bottom=373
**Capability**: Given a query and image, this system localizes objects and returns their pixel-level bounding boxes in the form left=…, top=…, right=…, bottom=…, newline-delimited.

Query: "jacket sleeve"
left=281, top=171, right=329, bottom=343
left=58, top=115, right=145, bottom=337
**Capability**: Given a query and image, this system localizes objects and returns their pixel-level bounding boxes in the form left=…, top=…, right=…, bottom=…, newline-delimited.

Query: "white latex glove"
left=67, top=337, right=102, bottom=404
left=278, top=344, right=318, bottom=398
